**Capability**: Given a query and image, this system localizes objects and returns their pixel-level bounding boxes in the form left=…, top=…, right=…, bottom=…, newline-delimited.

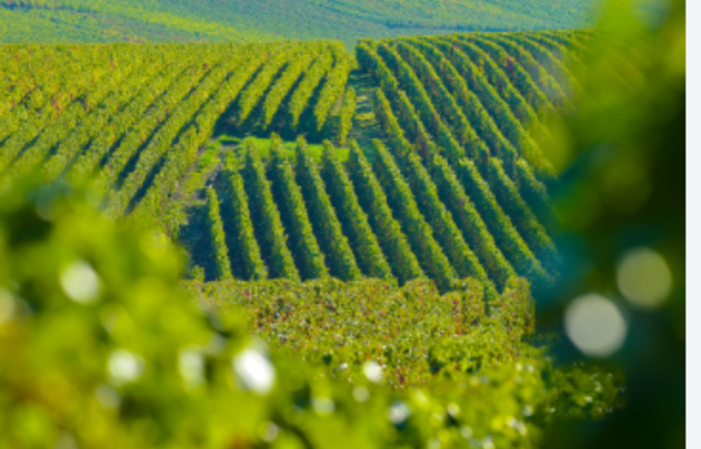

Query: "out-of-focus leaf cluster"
left=537, top=0, right=685, bottom=447
left=0, top=179, right=624, bottom=448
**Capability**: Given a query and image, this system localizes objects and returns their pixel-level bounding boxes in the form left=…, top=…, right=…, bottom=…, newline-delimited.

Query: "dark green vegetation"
left=0, top=31, right=582, bottom=295
left=0, top=0, right=597, bottom=46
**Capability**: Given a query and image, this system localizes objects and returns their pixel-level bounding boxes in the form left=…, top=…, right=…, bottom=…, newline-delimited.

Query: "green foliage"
left=337, top=86, right=357, bottom=146
left=539, top=1, right=685, bottom=445
left=0, top=1, right=683, bottom=445
left=494, top=277, right=536, bottom=340
left=261, top=46, right=320, bottom=129
left=241, top=142, right=300, bottom=280
left=320, top=141, right=394, bottom=280
left=2, top=78, right=127, bottom=186
left=160, top=141, right=223, bottom=240
left=430, top=154, right=516, bottom=291
left=346, top=140, right=424, bottom=284
left=313, top=51, right=353, bottom=133
left=88, top=46, right=231, bottom=211
left=429, top=35, right=548, bottom=174
left=0, top=42, right=349, bottom=223
left=368, top=93, right=495, bottom=297
left=287, top=50, right=335, bottom=129
left=205, top=187, right=233, bottom=280
left=501, top=33, right=581, bottom=95
left=38, top=57, right=154, bottom=182
left=356, top=40, right=397, bottom=91
left=220, top=166, right=269, bottom=281
left=451, top=277, right=488, bottom=329
left=371, top=139, right=456, bottom=291
left=185, top=275, right=625, bottom=434
left=64, top=52, right=192, bottom=186
left=0, top=175, right=626, bottom=449
left=128, top=55, right=264, bottom=229
left=129, top=121, right=201, bottom=228
left=458, top=158, right=553, bottom=289
left=444, top=35, right=547, bottom=140
left=0, top=45, right=123, bottom=174
left=514, top=158, right=559, bottom=234
left=182, top=275, right=552, bottom=392
left=103, top=54, right=233, bottom=218
left=400, top=150, right=498, bottom=300
left=236, top=44, right=301, bottom=125
left=160, top=142, right=222, bottom=240
left=409, top=37, right=521, bottom=166
left=0, top=32, right=570, bottom=290
left=468, top=33, right=557, bottom=116
left=295, top=137, right=361, bottom=281
left=192, top=277, right=476, bottom=386
left=545, top=364, right=627, bottom=421
left=373, top=81, right=441, bottom=160
left=394, top=40, right=482, bottom=156
left=0, top=33, right=570, bottom=291
left=483, top=34, right=571, bottom=111
left=427, top=320, right=515, bottom=376
left=376, top=40, right=468, bottom=165
left=486, top=158, right=559, bottom=273
left=402, top=38, right=497, bottom=163
left=268, top=135, right=328, bottom=280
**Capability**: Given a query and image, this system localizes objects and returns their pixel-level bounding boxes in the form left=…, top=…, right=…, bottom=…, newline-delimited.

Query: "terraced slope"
left=0, top=31, right=583, bottom=294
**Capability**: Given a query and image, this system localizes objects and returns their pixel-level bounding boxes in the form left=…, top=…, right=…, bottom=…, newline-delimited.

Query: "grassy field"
left=0, top=0, right=597, bottom=46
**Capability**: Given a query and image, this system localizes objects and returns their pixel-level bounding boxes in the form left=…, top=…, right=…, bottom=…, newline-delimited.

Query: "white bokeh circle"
left=565, top=294, right=627, bottom=357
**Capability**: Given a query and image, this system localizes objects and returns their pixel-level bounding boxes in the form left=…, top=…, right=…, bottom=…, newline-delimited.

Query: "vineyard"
left=186, top=276, right=534, bottom=388
left=0, top=30, right=585, bottom=297
left=0, top=0, right=685, bottom=446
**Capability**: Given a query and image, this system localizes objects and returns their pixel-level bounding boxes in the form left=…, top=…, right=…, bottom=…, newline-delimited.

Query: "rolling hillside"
left=0, top=31, right=584, bottom=296
left=0, top=2, right=683, bottom=447
left=0, top=0, right=597, bottom=45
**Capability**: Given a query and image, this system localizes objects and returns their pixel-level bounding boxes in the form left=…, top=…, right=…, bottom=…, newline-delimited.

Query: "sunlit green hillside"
left=0, top=0, right=598, bottom=45
left=0, top=30, right=584, bottom=296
